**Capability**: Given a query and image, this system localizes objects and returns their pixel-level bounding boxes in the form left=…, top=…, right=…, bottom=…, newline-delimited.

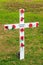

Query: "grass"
left=0, top=0, right=43, bottom=65
left=0, top=0, right=43, bottom=3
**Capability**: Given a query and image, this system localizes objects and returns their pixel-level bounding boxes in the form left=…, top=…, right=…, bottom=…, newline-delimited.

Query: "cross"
left=4, top=9, right=39, bottom=60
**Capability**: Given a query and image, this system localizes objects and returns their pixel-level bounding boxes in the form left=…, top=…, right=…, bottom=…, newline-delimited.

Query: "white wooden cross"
left=4, top=9, right=39, bottom=60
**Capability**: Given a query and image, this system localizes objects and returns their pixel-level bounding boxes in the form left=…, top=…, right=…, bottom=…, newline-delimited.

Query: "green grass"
left=0, top=0, right=43, bottom=3
left=0, top=0, right=43, bottom=65
left=0, top=0, right=24, bottom=2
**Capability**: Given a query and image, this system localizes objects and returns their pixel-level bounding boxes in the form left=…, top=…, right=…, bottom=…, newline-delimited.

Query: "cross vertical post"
left=19, top=9, right=24, bottom=60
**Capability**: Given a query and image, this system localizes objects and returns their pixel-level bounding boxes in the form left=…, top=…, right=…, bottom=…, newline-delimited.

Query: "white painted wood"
left=19, top=9, right=24, bottom=60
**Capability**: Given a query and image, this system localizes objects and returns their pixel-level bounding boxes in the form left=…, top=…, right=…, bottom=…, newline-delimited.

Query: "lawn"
left=0, top=0, right=43, bottom=65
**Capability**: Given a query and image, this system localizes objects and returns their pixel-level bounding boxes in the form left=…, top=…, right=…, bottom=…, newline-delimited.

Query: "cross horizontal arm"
left=4, top=24, right=19, bottom=30
left=24, top=22, right=39, bottom=28
left=4, top=22, right=39, bottom=30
